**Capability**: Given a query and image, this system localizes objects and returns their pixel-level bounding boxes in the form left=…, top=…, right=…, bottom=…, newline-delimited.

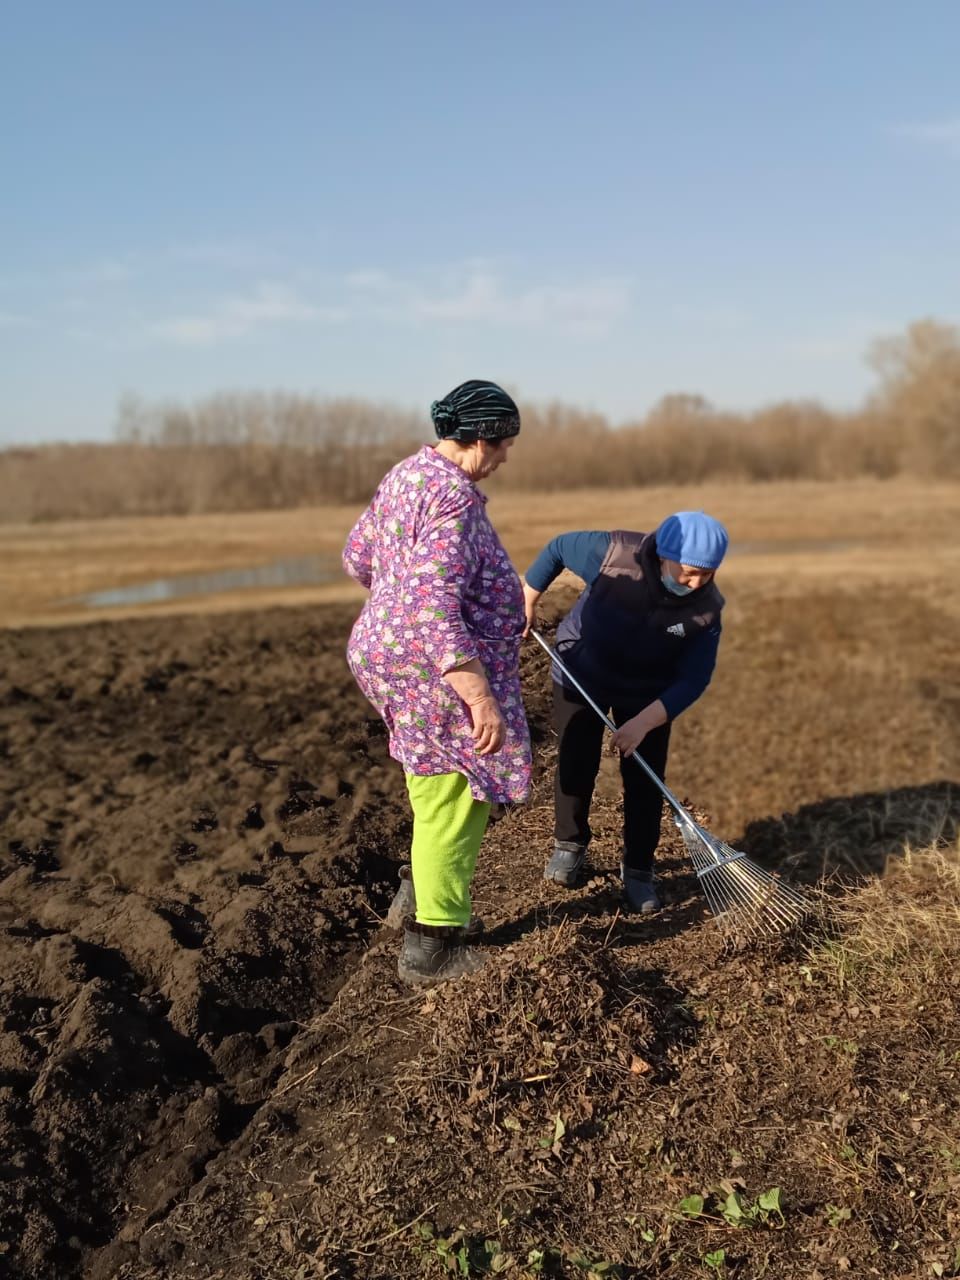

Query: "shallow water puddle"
left=60, top=539, right=862, bottom=611
left=62, top=554, right=339, bottom=609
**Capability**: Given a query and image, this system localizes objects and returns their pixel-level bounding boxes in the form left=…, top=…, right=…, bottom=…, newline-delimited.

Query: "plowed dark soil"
left=1, top=592, right=958, bottom=1279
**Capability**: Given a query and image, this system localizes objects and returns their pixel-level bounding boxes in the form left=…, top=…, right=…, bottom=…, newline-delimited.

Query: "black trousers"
left=552, top=680, right=671, bottom=877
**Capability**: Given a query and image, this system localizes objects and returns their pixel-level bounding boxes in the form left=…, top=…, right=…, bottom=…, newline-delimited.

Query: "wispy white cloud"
left=780, top=313, right=886, bottom=364
left=64, top=239, right=288, bottom=290
left=152, top=284, right=344, bottom=345
left=345, top=269, right=393, bottom=290
left=893, top=118, right=960, bottom=152
left=165, top=239, right=285, bottom=271
left=0, top=309, right=32, bottom=328
left=370, top=268, right=631, bottom=336
left=67, top=256, right=140, bottom=286
left=670, top=302, right=747, bottom=332
left=15, top=253, right=631, bottom=348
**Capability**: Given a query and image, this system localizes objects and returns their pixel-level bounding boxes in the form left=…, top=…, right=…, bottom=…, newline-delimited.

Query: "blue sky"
left=2, top=1, right=959, bottom=444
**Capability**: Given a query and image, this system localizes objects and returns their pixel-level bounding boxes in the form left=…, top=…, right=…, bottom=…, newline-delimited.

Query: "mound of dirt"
left=0, top=607, right=412, bottom=1278
left=95, top=830, right=960, bottom=1280
left=2, top=601, right=958, bottom=1279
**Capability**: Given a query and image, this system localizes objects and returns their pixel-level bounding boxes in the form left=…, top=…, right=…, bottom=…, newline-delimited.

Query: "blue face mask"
left=662, top=571, right=694, bottom=596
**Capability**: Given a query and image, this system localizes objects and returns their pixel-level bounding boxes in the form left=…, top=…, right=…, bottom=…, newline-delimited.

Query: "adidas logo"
left=667, top=622, right=685, bottom=637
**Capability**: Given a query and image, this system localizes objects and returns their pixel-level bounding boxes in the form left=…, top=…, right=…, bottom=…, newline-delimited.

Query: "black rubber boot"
left=385, top=864, right=484, bottom=938
left=621, top=862, right=661, bottom=914
left=397, top=922, right=484, bottom=987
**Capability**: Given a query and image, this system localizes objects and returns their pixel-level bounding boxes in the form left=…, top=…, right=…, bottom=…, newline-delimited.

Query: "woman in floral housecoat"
left=342, top=380, right=531, bottom=986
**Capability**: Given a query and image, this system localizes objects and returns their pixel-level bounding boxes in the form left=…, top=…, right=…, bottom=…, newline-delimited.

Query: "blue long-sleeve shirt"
left=526, top=530, right=611, bottom=593
left=525, top=530, right=721, bottom=718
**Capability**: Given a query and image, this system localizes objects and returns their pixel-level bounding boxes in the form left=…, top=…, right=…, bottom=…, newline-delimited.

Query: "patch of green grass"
left=412, top=1224, right=624, bottom=1279
left=822, top=1034, right=858, bottom=1056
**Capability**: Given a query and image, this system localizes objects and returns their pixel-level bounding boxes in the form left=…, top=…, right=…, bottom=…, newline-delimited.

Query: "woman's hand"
left=522, top=579, right=542, bottom=638
left=442, top=658, right=507, bottom=753
left=609, top=701, right=669, bottom=757
left=468, top=694, right=507, bottom=755
left=609, top=714, right=649, bottom=757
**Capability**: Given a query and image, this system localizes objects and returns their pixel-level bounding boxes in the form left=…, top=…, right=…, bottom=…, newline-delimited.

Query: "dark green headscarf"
left=430, top=380, right=520, bottom=443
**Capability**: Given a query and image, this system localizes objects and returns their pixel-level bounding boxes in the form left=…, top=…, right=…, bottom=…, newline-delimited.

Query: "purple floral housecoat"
left=342, top=446, right=531, bottom=805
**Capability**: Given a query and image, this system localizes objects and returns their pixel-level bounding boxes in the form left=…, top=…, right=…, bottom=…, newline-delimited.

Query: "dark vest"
left=554, top=530, right=724, bottom=707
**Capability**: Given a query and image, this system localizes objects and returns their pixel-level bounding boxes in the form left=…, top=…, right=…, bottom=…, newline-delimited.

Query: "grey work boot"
left=385, top=865, right=483, bottom=939
left=397, top=922, right=484, bottom=987
left=544, top=840, right=587, bottom=888
left=621, top=863, right=661, bottom=914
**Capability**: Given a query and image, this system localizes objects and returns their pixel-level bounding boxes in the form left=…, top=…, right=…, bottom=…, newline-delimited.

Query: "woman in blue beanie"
left=522, top=511, right=729, bottom=913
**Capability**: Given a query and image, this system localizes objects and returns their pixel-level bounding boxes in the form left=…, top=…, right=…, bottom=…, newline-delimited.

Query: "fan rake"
left=531, top=631, right=811, bottom=940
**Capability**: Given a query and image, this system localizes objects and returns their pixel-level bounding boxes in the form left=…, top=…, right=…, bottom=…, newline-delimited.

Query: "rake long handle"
left=530, top=630, right=696, bottom=829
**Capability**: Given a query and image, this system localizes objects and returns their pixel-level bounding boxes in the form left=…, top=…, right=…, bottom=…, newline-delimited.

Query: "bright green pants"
left=404, top=772, right=491, bottom=927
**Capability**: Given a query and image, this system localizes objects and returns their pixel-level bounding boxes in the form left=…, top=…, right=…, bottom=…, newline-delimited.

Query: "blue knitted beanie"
left=655, top=511, right=729, bottom=570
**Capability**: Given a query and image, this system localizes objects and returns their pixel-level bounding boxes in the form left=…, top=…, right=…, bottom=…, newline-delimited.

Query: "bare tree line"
left=2, top=320, right=958, bottom=523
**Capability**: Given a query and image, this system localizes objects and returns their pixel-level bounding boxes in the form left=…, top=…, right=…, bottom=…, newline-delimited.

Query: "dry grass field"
left=3, top=478, right=957, bottom=836
left=2, top=476, right=959, bottom=1278
left=3, top=477, right=958, bottom=629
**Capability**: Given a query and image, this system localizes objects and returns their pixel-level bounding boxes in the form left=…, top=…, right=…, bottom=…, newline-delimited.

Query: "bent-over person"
left=522, top=511, right=728, bottom=913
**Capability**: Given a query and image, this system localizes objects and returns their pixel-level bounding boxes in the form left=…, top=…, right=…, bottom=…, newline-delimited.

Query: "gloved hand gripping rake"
left=531, top=631, right=810, bottom=939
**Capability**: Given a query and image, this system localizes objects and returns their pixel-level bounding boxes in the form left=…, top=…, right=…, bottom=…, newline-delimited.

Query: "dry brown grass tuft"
left=808, top=840, right=960, bottom=997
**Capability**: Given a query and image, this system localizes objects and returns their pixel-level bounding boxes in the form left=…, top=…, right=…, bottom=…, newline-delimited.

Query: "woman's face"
left=474, top=436, right=516, bottom=478
left=660, top=558, right=715, bottom=590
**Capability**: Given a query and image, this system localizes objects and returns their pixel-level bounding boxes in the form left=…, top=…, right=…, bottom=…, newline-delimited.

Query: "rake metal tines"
left=675, top=815, right=811, bottom=940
